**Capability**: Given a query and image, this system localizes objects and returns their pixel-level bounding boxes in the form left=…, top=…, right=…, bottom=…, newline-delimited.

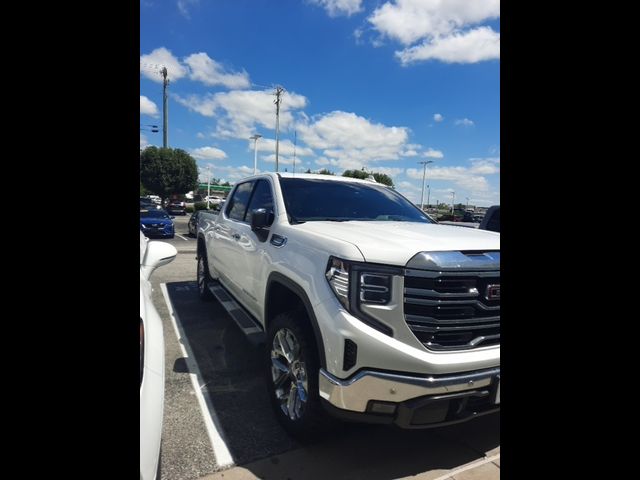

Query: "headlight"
left=325, top=256, right=400, bottom=335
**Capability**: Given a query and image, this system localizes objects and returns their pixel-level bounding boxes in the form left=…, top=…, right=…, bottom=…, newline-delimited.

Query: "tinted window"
left=245, top=180, right=274, bottom=224
left=278, top=178, right=433, bottom=223
left=225, top=181, right=254, bottom=221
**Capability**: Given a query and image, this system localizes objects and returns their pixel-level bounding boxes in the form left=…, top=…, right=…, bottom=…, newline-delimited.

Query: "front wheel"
left=196, top=251, right=213, bottom=300
left=266, top=311, right=332, bottom=439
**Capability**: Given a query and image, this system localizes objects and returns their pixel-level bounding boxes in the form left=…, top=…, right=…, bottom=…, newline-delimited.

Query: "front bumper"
left=319, top=367, right=499, bottom=428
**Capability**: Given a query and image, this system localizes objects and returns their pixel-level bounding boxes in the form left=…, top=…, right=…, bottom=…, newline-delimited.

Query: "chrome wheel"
left=271, top=328, right=308, bottom=421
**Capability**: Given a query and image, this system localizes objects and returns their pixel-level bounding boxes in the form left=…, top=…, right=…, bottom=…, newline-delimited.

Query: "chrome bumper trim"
left=319, top=367, right=500, bottom=412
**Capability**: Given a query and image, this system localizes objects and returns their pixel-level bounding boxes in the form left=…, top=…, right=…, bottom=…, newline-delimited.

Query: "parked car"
left=205, top=195, right=224, bottom=205
left=166, top=201, right=186, bottom=216
left=140, top=209, right=175, bottom=238
left=140, top=198, right=161, bottom=210
left=140, top=232, right=177, bottom=480
left=479, top=205, right=500, bottom=232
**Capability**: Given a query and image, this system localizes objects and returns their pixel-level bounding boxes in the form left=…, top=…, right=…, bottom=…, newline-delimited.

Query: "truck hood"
left=295, top=221, right=500, bottom=266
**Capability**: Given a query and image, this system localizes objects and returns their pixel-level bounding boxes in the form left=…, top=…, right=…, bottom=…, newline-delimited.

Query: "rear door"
left=210, top=180, right=255, bottom=301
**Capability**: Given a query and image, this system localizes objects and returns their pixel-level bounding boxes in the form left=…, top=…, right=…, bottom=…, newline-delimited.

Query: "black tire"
left=265, top=310, right=333, bottom=440
left=196, top=250, right=214, bottom=300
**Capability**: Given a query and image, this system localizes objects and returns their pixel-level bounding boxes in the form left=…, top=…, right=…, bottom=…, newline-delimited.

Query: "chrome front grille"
left=403, top=252, right=500, bottom=351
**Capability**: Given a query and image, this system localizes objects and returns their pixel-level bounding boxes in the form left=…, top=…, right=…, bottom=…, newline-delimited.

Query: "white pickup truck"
left=197, top=173, right=500, bottom=437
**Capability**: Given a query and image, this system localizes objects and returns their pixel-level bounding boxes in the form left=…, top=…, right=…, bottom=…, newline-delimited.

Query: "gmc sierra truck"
left=197, top=173, right=500, bottom=437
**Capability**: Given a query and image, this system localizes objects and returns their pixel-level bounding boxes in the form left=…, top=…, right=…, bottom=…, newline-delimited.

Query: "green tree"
left=140, top=181, right=148, bottom=196
left=342, top=169, right=368, bottom=180
left=305, top=168, right=312, bottom=173
left=140, top=146, right=198, bottom=204
left=342, top=169, right=394, bottom=187
left=372, top=172, right=394, bottom=187
left=317, top=168, right=335, bottom=175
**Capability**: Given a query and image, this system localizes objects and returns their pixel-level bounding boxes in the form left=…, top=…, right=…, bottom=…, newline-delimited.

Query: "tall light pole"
left=466, top=197, right=469, bottom=211
left=418, top=161, right=434, bottom=210
left=451, top=191, right=455, bottom=215
left=250, top=134, right=262, bottom=175
left=161, top=67, right=169, bottom=148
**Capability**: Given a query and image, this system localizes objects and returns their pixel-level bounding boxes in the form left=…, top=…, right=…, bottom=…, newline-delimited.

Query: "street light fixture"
left=250, top=134, right=262, bottom=175
left=140, top=124, right=159, bottom=133
left=418, top=161, right=434, bottom=210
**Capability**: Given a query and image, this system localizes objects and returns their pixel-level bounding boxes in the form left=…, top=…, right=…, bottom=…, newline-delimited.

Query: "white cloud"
left=140, top=47, right=189, bottom=83
left=406, top=163, right=491, bottom=194
left=253, top=138, right=314, bottom=157
left=367, top=0, right=499, bottom=65
left=433, top=113, right=443, bottom=122
left=140, top=95, right=159, bottom=117
left=297, top=111, right=409, bottom=170
left=141, top=48, right=251, bottom=89
left=175, top=89, right=308, bottom=139
left=140, top=134, right=149, bottom=149
left=177, top=0, right=199, bottom=19
left=196, top=132, right=206, bottom=139
left=261, top=154, right=305, bottom=166
left=191, top=146, right=228, bottom=160
left=173, top=93, right=218, bottom=117
left=455, top=118, right=475, bottom=127
left=397, top=27, right=500, bottom=65
left=203, top=164, right=257, bottom=182
left=184, top=52, right=250, bottom=89
left=310, top=0, right=363, bottom=17
left=369, top=0, right=500, bottom=45
left=469, top=157, right=500, bottom=174
left=424, top=148, right=444, bottom=158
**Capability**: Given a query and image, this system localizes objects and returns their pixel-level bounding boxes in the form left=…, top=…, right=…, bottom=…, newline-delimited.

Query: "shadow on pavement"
left=165, top=280, right=499, bottom=478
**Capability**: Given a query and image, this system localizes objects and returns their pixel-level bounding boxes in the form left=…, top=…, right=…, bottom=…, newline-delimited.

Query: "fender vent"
left=343, top=339, right=357, bottom=371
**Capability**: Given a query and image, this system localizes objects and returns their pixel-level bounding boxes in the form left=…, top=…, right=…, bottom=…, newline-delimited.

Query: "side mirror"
left=251, top=208, right=274, bottom=232
left=141, top=241, right=178, bottom=280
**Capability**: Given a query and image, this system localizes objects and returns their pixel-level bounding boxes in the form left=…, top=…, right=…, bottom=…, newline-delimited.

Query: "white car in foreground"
left=140, top=232, right=177, bottom=480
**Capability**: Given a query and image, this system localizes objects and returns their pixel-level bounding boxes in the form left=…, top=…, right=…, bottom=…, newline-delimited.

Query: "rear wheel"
left=197, top=250, right=213, bottom=300
left=266, top=311, right=332, bottom=439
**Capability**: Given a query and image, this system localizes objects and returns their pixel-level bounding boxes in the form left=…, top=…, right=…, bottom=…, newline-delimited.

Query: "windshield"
left=278, top=178, right=434, bottom=223
left=140, top=210, right=170, bottom=219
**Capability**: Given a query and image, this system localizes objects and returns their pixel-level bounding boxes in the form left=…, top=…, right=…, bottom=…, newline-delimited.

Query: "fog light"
left=368, top=401, right=397, bottom=415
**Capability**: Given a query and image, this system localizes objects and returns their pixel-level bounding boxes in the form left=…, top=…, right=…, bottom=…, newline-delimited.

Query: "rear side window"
left=245, top=180, right=274, bottom=224
left=225, top=181, right=254, bottom=221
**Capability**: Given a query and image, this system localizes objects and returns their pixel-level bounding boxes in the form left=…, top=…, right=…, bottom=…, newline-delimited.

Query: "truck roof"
left=263, top=172, right=381, bottom=185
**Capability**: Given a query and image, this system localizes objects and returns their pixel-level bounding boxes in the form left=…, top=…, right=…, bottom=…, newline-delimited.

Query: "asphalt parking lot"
left=147, top=237, right=500, bottom=480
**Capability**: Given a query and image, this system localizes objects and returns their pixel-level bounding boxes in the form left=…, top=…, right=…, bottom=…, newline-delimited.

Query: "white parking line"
left=176, top=234, right=190, bottom=241
left=161, top=283, right=235, bottom=468
left=431, top=453, right=500, bottom=480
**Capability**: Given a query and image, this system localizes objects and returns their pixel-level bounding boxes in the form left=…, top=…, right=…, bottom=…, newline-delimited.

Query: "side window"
left=245, top=179, right=274, bottom=224
left=225, top=181, right=254, bottom=221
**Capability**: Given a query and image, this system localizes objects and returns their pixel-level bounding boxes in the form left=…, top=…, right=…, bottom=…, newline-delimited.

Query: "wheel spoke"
left=287, top=384, right=297, bottom=419
left=296, top=380, right=308, bottom=403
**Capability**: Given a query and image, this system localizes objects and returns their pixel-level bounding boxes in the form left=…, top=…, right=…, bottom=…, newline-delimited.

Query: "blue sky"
left=140, top=0, right=500, bottom=207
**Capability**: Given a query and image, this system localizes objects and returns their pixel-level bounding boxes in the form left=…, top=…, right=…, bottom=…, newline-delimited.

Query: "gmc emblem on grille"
left=485, top=284, right=500, bottom=300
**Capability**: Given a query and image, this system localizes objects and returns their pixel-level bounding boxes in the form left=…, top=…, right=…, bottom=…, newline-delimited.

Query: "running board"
left=208, top=281, right=265, bottom=345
